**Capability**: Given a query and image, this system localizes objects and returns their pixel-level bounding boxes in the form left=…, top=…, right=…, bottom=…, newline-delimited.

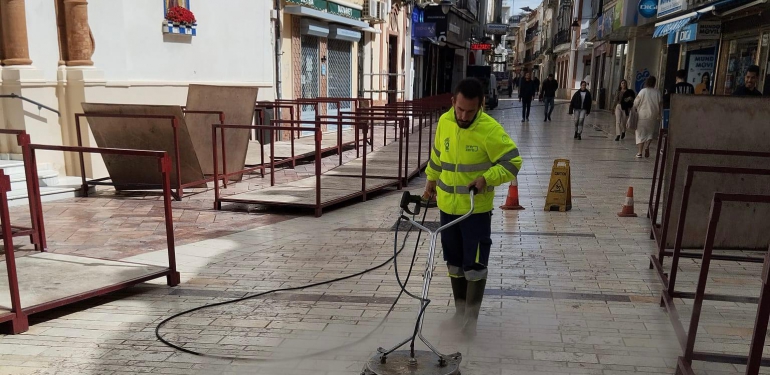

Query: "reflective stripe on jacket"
left=425, top=107, right=523, bottom=215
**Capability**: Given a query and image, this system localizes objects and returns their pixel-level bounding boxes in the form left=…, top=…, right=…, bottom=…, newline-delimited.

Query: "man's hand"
left=423, top=180, right=437, bottom=201
left=467, top=176, right=487, bottom=193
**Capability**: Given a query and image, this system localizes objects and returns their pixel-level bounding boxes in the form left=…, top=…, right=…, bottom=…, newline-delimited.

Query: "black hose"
left=155, top=203, right=432, bottom=362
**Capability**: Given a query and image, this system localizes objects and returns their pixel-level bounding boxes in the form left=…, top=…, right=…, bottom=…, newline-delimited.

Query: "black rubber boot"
left=462, top=279, right=487, bottom=337
left=440, top=277, right=467, bottom=329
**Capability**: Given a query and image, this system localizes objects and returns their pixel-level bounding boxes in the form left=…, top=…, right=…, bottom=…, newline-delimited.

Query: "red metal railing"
left=0, top=130, right=44, bottom=251
left=1, top=144, right=179, bottom=334
left=661, top=192, right=770, bottom=375
left=649, top=148, right=770, bottom=284
left=74, top=113, right=226, bottom=200
left=213, top=117, right=404, bottom=217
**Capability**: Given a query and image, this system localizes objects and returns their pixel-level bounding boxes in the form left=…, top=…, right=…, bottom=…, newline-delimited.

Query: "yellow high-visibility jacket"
left=425, top=107, right=522, bottom=215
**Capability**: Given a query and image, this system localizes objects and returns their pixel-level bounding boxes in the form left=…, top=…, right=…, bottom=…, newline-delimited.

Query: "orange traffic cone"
left=500, top=179, right=525, bottom=210
left=617, top=187, right=638, bottom=217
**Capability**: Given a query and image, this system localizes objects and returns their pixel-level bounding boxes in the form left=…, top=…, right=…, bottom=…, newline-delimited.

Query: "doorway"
left=388, top=35, right=398, bottom=104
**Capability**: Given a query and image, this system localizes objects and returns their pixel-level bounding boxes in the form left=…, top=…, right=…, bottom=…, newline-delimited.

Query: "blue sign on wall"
left=638, top=0, right=658, bottom=18
left=413, top=22, right=437, bottom=38
left=636, top=68, right=651, bottom=92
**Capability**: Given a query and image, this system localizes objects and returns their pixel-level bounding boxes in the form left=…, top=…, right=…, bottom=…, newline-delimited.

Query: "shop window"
left=722, top=38, right=758, bottom=95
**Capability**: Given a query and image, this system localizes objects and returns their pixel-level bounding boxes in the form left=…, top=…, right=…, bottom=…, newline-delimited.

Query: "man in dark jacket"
left=733, top=65, right=763, bottom=96
left=541, top=74, right=558, bottom=121
left=518, top=72, right=537, bottom=122
left=568, top=81, right=592, bottom=140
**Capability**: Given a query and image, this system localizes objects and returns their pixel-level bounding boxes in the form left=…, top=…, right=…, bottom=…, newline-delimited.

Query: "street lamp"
left=439, top=0, right=453, bottom=14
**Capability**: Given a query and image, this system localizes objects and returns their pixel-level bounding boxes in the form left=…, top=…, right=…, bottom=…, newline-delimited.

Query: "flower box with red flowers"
left=163, top=6, right=197, bottom=36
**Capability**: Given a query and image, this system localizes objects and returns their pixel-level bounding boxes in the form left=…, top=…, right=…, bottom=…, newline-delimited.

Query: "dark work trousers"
left=521, top=99, right=532, bottom=120
left=440, top=211, right=492, bottom=281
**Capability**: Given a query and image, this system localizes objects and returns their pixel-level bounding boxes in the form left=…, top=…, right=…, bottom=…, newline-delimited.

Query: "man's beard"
left=456, top=111, right=479, bottom=128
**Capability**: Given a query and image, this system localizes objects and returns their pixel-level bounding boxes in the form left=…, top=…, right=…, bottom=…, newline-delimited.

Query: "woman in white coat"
left=632, top=76, right=662, bottom=158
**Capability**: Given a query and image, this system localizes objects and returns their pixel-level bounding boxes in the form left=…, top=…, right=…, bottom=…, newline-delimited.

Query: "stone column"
left=0, top=0, right=32, bottom=65
left=64, top=0, right=94, bottom=66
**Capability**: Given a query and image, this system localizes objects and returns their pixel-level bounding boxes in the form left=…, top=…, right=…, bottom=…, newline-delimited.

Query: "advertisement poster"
left=687, top=48, right=716, bottom=94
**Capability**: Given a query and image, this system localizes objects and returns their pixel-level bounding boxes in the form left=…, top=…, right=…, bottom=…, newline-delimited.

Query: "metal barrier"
left=213, top=117, right=405, bottom=217
left=1, top=144, right=179, bottom=334
left=74, top=112, right=226, bottom=200
left=647, top=129, right=668, bottom=236
left=648, top=148, right=770, bottom=286
left=0, top=130, right=44, bottom=251
left=661, top=192, right=770, bottom=375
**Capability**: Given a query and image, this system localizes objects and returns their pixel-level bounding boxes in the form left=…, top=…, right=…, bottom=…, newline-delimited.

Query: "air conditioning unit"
left=363, top=0, right=378, bottom=20
left=379, top=1, right=390, bottom=21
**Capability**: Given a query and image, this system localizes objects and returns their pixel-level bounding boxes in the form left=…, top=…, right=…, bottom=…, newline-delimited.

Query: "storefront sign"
left=288, top=0, right=362, bottom=20
left=657, top=0, right=686, bottom=17
left=485, top=23, right=509, bottom=35
left=425, top=6, right=471, bottom=47
left=470, top=43, right=493, bottom=50
left=602, top=7, right=614, bottom=37
left=288, top=0, right=328, bottom=10
left=638, top=0, right=658, bottom=18
left=413, top=22, right=436, bottom=38
left=668, top=21, right=720, bottom=43
left=328, top=2, right=362, bottom=19
left=697, top=22, right=721, bottom=39
left=596, top=14, right=605, bottom=39
left=613, top=1, right=623, bottom=30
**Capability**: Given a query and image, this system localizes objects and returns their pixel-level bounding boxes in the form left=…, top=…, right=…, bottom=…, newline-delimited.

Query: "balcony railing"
left=554, top=29, right=571, bottom=46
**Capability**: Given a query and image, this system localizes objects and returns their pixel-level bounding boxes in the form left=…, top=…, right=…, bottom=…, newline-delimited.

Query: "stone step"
left=6, top=177, right=93, bottom=207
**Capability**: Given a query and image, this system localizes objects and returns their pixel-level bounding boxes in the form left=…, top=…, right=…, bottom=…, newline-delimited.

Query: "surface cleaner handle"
left=399, top=192, right=437, bottom=216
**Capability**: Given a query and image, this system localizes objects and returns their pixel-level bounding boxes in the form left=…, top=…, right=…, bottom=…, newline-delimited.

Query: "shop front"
left=651, top=0, right=770, bottom=97
left=421, top=6, right=474, bottom=96
left=715, top=10, right=770, bottom=96
left=667, top=21, right=721, bottom=94
left=283, top=0, right=371, bottom=121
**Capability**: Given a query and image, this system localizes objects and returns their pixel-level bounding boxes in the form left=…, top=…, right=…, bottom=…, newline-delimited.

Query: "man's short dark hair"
left=676, top=69, right=687, bottom=80
left=453, top=78, right=485, bottom=103
left=747, top=65, right=761, bottom=75
left=548, top=74, right=555, bottom=78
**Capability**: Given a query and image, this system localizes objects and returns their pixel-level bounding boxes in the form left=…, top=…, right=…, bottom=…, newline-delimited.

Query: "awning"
left=652, top=0, right=750, bottom=38
left=329, top=25, right=361, bottom=42
left=653, top=17, right=695, bottom=38
left=284, top=5, right=370, bottom=30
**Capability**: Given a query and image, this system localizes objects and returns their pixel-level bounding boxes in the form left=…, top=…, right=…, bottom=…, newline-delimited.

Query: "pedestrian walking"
left=613, top=79, right=635, bottom=141
left=568, top=81, right=592, bottom=140
left=632, top=76, right=662, bottom=158
left=518, top=72, right=537, bottom=122
left=423, top=77, right=523, bottom=337
left=532, top=75, right=541, bottom=101
left=541, top=74, right=558, bottom=122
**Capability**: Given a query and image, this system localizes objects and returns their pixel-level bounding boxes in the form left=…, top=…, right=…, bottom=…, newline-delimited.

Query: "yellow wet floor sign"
left=545, top=159, right=572, bottom=212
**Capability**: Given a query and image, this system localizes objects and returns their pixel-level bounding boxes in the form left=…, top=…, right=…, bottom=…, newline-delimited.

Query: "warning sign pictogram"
left=544, top=159, right=572, bottom=212
left=549, top=179, right=566, bottom=193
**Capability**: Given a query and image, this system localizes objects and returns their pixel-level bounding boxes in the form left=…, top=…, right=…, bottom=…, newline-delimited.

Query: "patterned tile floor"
left=2, top=98, right=768, bottom=375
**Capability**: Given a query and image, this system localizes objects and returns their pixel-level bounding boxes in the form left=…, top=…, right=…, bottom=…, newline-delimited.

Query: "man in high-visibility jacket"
left=423, top=78, right=523, bottom=337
